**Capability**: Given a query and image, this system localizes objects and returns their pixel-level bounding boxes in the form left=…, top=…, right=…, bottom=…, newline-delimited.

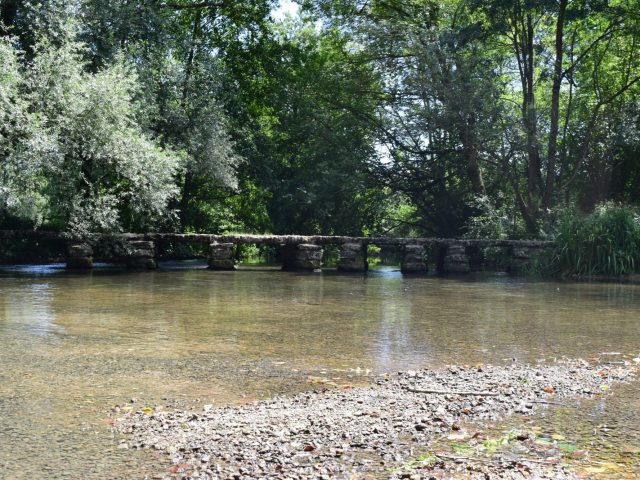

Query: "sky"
left=272, top=0, right=300, bottom=20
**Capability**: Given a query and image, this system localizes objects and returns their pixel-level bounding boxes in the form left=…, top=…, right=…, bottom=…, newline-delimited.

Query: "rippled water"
left=1, top=263, right=639, bottom=478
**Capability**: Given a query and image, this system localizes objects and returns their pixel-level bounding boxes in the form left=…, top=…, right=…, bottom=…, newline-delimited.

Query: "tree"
left=220, top=20, right=386, bottom=234
left=471, top=0, right=640, bottom=230
left=0, top=36, right=52, bottom=226
left=306, top=0, right=640, bottom=235
left=302, top=0, right=505, bottom=236
left=79, top=0, right=270, bottom=232
left=0, top=29, right=181, bottom=233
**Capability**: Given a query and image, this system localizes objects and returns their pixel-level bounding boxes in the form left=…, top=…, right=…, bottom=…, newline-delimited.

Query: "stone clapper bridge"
left=19, top=232, right=552, bottom=274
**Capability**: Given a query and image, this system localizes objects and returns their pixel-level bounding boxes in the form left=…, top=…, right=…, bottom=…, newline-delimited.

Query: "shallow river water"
left=1, top=263, right=639, bottom=478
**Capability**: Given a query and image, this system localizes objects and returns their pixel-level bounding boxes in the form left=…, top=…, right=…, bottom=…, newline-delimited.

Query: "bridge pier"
left=2, top=231, right=556, bottom=275
left=126, top=240, right=157, bottom=269
left=66, top=243, right=93, bottom=269
left=466, top=244, right=485, bottom=271
left=338, top=242, right=368, bottom=272
left=281, top=243, right=323, bottom=271
left=401, top=244, right=428, bottom=273
left=441, top=243, right=470, bottom=273
left=509, top=246, right=535, bottom=274
left=208, top=242, right=236, bottom=270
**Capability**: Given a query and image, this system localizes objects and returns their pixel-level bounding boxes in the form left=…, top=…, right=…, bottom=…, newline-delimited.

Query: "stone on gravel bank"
left=113, top=359, right=635, bottom=479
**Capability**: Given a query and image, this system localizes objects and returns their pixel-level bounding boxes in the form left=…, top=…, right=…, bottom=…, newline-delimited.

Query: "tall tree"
left=220, top=20, right=386, bottom=234
left=472, top=0, right=640, bottom=230
left=78, top=0, right=268, bottom=231
left=1, top=31, right=181, bottom=232
left=303, top=0, right=505, bottom=235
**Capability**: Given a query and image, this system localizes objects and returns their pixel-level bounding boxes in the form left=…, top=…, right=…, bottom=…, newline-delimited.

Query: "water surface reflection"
left=1, top=265, right=638, bottom=478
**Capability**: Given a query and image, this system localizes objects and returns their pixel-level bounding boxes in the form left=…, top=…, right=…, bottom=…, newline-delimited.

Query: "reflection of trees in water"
left=368, top=273, right=423, bottom=372
left=3, top=269, right=640, bottom=372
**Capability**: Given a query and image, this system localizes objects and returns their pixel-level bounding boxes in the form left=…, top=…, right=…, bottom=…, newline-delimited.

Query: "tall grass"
left=554, top=203, right=640, bottom=276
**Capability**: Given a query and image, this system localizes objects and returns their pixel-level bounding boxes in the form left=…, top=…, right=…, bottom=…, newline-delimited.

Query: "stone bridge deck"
left=0, top=230, right=553, bottom=274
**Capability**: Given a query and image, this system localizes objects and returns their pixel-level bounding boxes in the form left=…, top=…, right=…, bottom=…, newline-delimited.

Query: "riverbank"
left=113, top=359, right=636, bottom=479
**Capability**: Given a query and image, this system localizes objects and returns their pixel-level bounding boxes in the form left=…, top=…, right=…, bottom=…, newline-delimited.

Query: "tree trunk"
left=511, top=177, right=539, bottom=234
left=462, top=117, right=486, bottom=196
left=524, top=13, right=541, bottom=212
left=543, top=0, right=567, bottom=210
left=179, top=170, right=195, bottom=227
left=179, top=10, right=202, bottom=229
left=182, top=9, right=202, bottom=104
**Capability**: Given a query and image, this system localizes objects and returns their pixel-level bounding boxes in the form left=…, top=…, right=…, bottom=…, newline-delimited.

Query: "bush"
left=554, top=203, right=640, bottom=276
left=1, top=31, right=181, bottom=233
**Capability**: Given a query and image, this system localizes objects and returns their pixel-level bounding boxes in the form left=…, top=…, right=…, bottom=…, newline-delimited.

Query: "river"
left=1, top=263, right=638, bottom=478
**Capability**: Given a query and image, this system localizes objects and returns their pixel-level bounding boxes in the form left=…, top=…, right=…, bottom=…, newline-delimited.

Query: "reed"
left=554, top=203, right=640, bottom=276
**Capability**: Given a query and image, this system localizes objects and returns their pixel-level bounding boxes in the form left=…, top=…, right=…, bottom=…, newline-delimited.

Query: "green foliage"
left=234, top=244, right=277, bottom=264
left=305, top=0, right=640, bottom=236
left=371, top=195, right=423, bottom=238
left=464, top=195, right=528, bottom=240
left=2, top=1, right=250, bottom=234
left=221, top=19, right=386, bottom=235
left=35, top=39, right=181, bottom=233
left=3, top=0, right=640, bottom=241
left=553, top=203, right=640, bottom=276
left=521, top=249, right=562, bottom=278
left=0, top=37, right=51, bottom=225
left=366, top=244, right=381, bottom=267
left=1, top=30, right=182, bottom=234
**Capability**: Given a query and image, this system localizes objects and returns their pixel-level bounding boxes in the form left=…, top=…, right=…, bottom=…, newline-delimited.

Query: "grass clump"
left=552, top=203, right=640, bottom=277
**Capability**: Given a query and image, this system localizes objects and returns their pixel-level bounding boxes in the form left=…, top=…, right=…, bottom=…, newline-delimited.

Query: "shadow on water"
left=0, top=261, right=638, bottom=477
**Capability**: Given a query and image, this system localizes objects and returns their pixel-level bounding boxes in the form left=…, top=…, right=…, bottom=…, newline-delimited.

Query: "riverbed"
left=1, top=263, right=639, bottom=478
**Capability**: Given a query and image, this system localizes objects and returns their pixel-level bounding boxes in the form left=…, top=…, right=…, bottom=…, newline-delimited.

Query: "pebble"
left=114, top=359, right=636, bottom=480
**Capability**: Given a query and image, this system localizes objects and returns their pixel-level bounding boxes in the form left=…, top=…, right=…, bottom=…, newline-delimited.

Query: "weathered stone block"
left=208, top=243, right=236, bottom=270
left=127, top=241, right=155, bottom=257
left=68, top=243, right=93, bottom=257
left=338, top=242, right=368, bottom=272
left=125, top=240, right=157, bottom=269
left=281, top=243, right=323, bottom=271
left=442, top=243, right=470, bottom=273
left=509, top=247, right=533, bottom=273
left=66, top=243, right=93, bottom=269
left=401, top=244, right=428, bottom=273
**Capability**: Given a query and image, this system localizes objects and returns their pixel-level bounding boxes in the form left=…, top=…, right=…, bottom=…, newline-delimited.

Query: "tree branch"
left=562, top=21, right=622, bottom=78
left=161, top=1, right=226, bottom=10
left=403, top=387, right=500, bottom=396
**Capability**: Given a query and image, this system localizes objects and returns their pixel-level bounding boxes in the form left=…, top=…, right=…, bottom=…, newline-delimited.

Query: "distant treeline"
left=1, top=0, right=640, bottom=243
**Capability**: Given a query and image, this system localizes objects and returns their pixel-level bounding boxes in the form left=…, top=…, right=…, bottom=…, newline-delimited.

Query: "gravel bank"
left=114, top=359, right=636, bottom=479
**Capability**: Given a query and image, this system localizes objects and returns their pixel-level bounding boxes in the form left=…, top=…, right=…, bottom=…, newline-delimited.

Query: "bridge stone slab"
left=208, top=243, right=236, bottom=270
left=1, top=230, right=557, bottom=274
left=126, top=240, right=157, bottom=269
left=401, top=244, right=428, bottom=273
left=281, top=243, right=323, bottom=271
left=442, top=243, right=470, bottom=273
left=338, top=242, right=368, bottom=272
left=66, top=243, right=93, bottom=269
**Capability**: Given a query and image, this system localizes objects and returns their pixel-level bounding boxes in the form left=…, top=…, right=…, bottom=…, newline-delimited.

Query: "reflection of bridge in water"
left=0, top=231, right=553, bottom=274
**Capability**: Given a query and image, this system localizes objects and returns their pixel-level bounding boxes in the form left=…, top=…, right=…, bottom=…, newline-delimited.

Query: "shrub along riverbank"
left=530, top=203, right=640, bottom=279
